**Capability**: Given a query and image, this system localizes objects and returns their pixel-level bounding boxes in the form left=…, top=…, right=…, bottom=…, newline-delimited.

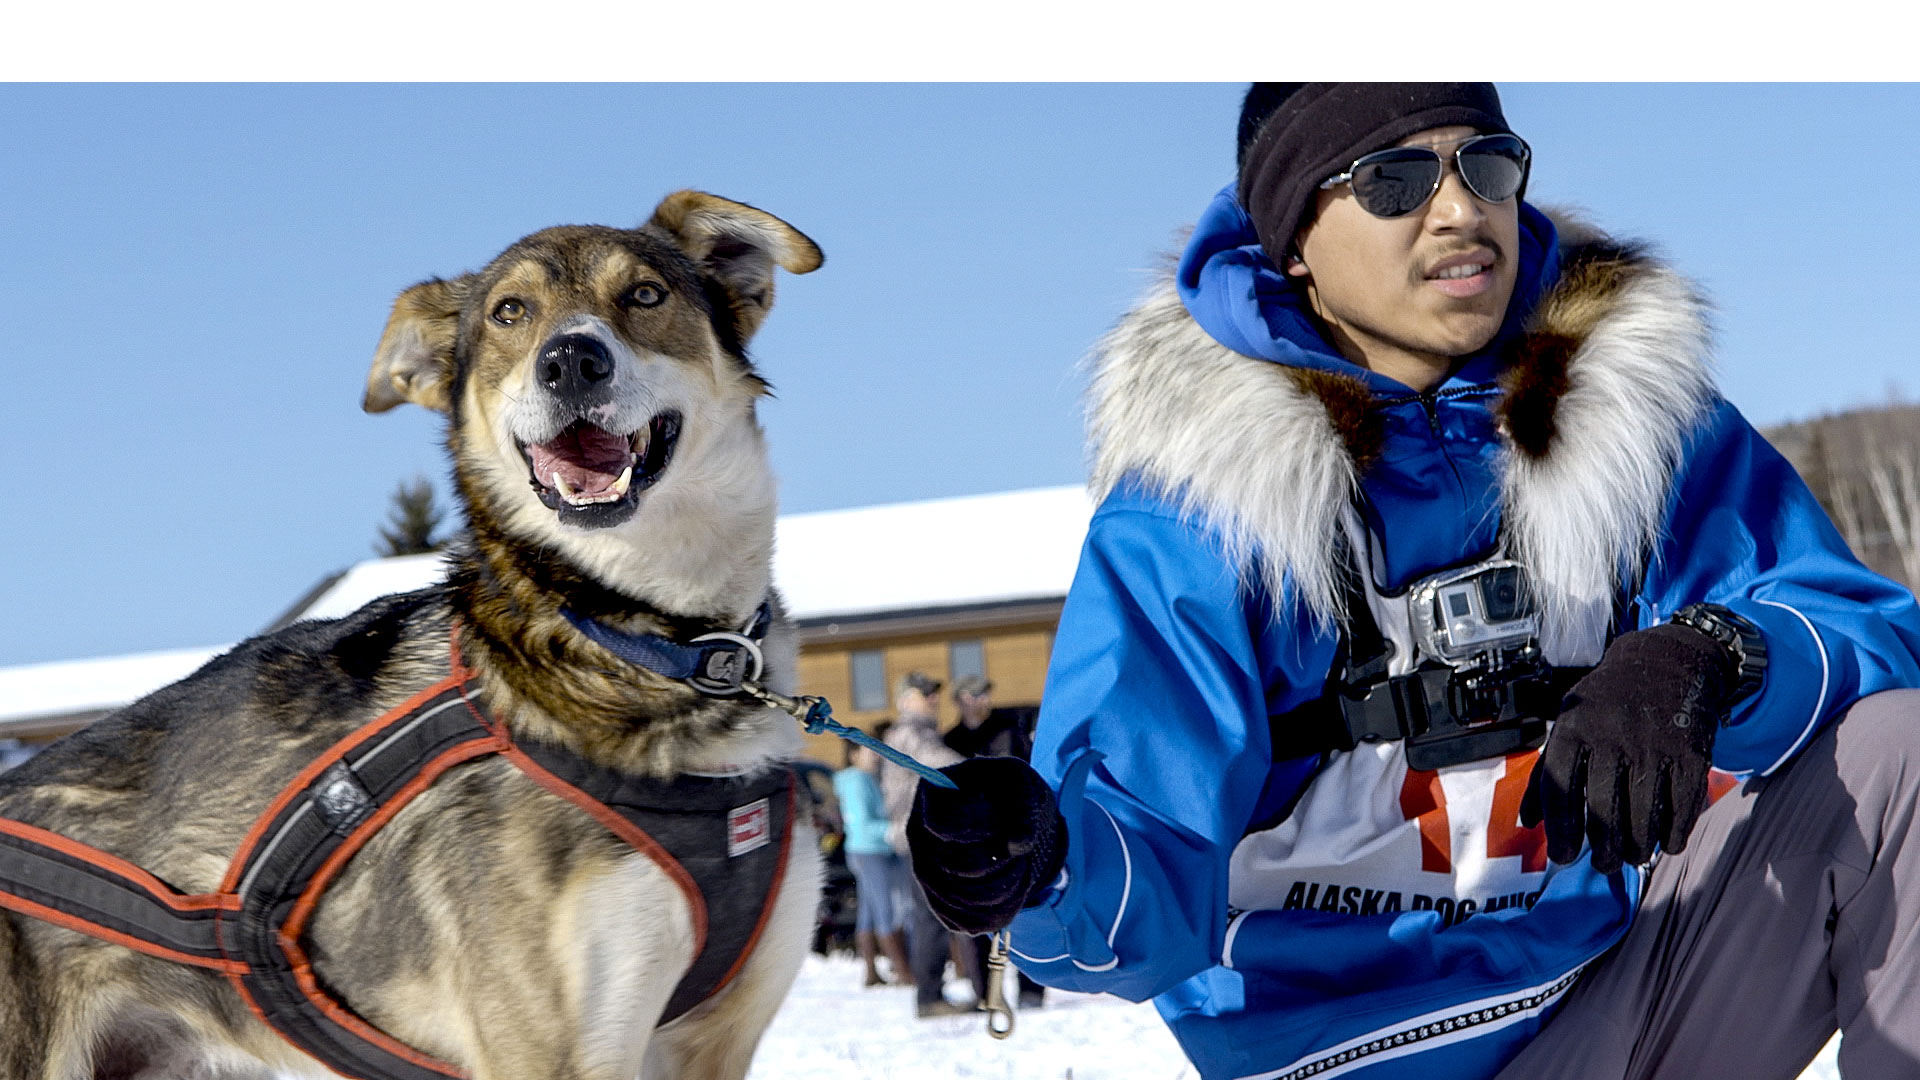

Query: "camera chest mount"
left=1270, top=557, right=1593, bottom=771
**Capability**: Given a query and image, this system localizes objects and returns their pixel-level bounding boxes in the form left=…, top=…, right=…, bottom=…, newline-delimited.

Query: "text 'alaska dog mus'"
left=0, top=191, right=825, bottom=1080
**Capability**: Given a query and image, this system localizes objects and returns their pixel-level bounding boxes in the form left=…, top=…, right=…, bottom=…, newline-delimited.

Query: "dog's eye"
left=623, top=282, right=668, bottom=309
left=492, top=299, right=528, bottom=326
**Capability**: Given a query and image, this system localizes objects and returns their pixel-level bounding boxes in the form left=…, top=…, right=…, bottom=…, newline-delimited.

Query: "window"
left=949, top=639, right=985, bottom=683
left=850, top=649, right=887, bottom=711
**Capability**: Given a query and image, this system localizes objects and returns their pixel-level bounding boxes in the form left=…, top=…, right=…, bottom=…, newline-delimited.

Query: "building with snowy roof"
left=0, top=486, right=1093, bottom=764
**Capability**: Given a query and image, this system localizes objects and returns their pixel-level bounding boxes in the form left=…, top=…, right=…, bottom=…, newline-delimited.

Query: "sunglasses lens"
left=1349, top=150, right=1443, bottom=218
left=1458, top=135, right=1530, bottom=204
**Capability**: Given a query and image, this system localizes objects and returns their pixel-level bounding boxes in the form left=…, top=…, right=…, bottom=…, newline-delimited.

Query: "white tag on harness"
left=727, top=798, right=771, bottom=857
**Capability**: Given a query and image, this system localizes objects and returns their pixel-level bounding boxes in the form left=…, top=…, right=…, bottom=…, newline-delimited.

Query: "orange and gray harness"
left=0, top=641, right=796, bottom=1080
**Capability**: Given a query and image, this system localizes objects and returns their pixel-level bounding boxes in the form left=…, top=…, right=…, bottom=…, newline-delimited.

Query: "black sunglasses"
left=1319, top=133, right=1531, bottom=219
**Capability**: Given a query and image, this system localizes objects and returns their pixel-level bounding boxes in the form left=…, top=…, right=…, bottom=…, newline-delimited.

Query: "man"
left=943, top=675, right=1030, bottom=761
left=879, top=671, right=969, bottom=1017
left=941, top=675, right=1047, bottom=1009
left=908, top=84, right=1920, bottom=1079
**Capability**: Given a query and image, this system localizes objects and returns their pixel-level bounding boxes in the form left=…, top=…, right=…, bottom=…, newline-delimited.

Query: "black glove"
left=906, top=757, right=1067, bottom=935
left=1520, top=623, right=1736, bottom=874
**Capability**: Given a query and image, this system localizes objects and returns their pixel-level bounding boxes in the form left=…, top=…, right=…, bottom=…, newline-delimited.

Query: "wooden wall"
left=793, top=611, right=1058, bottom=765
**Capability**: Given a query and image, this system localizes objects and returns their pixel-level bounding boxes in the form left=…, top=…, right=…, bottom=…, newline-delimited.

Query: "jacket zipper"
left=1255, top=965, right=1589, bottom=1080
left=1417, top=390, right=1445, bottom=438
left=1413, top=389, right=1469, bottom=502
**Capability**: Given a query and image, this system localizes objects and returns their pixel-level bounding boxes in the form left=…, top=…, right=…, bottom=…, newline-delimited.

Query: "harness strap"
left=1269, top=664, right=1591, bottom=763
left=0, top=675, right=495, bottom=1080
left=1268, top=535, right=1590, bottom=768
left=0, top=818, right=243, bottom=974
left=1268, top=536, right=1395, bottom=762
left=509, top=738, right=796, bottom=1025
left=221, top=673, right=500, bottom=1080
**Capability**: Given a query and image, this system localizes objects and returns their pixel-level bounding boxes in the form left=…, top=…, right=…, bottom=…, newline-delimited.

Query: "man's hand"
left=907, top=757, right=1067, bottom=935
left=1520, top=623, right=1736, bottom=874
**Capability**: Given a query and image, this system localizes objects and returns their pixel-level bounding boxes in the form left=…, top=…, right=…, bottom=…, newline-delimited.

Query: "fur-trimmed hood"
left=1086, top=213, right=1716, bottom=634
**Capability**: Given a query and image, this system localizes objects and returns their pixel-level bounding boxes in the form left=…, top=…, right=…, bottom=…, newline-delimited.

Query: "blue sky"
left=2, top=83, right=1916, bottom=665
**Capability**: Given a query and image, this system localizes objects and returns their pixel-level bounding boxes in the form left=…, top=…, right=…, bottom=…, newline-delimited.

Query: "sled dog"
left=0, top=190, right=825, bottom=1080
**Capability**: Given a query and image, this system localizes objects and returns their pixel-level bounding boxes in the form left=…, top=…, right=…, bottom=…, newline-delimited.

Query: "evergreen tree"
left=375, top=476, right=446, bottom=557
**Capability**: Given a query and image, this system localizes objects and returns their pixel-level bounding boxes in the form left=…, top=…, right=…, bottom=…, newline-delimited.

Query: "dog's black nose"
left=538, top=334, right=616, bottom=394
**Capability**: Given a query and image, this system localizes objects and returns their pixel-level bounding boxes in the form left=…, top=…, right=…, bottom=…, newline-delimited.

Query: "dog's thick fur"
left=0, top=191, right=825, bottom=1080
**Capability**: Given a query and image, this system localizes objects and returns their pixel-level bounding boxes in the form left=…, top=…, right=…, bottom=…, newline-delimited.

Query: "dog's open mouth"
left=520, top=411, right=681, bottom=526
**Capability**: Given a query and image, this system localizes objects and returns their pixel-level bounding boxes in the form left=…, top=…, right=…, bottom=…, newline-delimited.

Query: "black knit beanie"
left=1236, top=83, right=1512, bottom=263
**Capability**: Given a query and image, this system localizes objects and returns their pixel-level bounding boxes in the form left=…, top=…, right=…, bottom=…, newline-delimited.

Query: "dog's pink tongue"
left=529, top=424, right=630, bottom=494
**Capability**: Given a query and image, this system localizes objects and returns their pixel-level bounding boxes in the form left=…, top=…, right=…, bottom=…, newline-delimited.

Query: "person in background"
left=943, top=674, right=1028, bottom=760
left=834, top=723, right=913, bottom=988
left=879, top=671, right=969, bottom=1017
left=942, top=675, right=1047, bottom=1010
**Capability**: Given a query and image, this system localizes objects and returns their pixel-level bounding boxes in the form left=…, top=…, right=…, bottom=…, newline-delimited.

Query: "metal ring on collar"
left=685, top=631, right=765, bottom=697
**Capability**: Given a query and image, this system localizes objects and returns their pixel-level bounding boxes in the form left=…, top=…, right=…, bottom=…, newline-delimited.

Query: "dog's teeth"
left=631, top=452, right=641, bottom=465
left=553, top=472, right=576, bottom=500
left=612, top=465, right=634, bottom=497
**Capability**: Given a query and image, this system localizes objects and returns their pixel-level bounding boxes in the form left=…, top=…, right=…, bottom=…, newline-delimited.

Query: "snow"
left=285, top=485, right=1093, bottom=630
left=772, top=485, right=1091, bottom=621
left=747, top=954, right=1841, bottom=1080
left=1808, top=1037, right=1842, bottom=1079
left=748, top=953, right=1196, bottom=1080
left=290, top=549, right=451, bottom=623
left=0, top=644, right=228, bottom=725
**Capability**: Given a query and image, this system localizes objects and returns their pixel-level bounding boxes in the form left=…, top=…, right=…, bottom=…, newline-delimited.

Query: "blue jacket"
left=833, top=766, right=893, bottom=857
left=1008, top=186, right=1920, bottom=1080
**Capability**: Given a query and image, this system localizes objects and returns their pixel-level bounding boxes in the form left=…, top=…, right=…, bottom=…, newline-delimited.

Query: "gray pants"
left=1498, top=689, right=1920, bottom=1079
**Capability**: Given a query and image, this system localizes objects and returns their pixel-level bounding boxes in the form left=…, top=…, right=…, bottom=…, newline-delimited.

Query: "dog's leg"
left=28, top=964, right=291, bottom=1080
left=461, top=852, right=697, bottom=1080
left=647, top=833, right=822, bottom=1080
left=4, top=942, right=154, bottom=1080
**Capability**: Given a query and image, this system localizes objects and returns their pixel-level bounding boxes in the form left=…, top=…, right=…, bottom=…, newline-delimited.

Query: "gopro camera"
left=1408, top=560, right=1540, bottom=670
left=1321, top=558, right=1557, bottom=769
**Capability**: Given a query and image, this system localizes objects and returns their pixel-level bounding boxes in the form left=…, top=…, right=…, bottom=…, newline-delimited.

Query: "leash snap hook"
left=685, top=631, right=764, bottom=697
left=984, top=930, right=1015, bottom=1039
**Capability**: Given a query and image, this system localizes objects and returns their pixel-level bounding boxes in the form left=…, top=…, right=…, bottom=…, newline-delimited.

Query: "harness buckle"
left=685, top=631, right=765, bottom=697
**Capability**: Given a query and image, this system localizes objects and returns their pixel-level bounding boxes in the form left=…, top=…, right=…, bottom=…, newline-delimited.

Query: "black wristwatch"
left=1667, top=602, right=1768, bottom=708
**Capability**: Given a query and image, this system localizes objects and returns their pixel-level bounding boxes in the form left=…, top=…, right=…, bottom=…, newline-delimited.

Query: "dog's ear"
left=646, top=191, right=823, bottom=343
left=364, top=276, right=473, bottom=414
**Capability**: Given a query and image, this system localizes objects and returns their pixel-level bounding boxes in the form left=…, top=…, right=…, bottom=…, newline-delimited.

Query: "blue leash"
left=562, top=607, right=957, bottom=790
left=764, top=690, right=958, bottom=790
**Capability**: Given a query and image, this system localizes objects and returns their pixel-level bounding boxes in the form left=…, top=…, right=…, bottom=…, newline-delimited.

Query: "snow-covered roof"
left=775, top=485, right=1090, bottom=621
left=0, top=645, right=229, bottom=727
left=280, top=486, right=1093, bottom=624
left=0, top=485, right=1093, bottom=730
left=285, top=550, right=453, bottom=625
